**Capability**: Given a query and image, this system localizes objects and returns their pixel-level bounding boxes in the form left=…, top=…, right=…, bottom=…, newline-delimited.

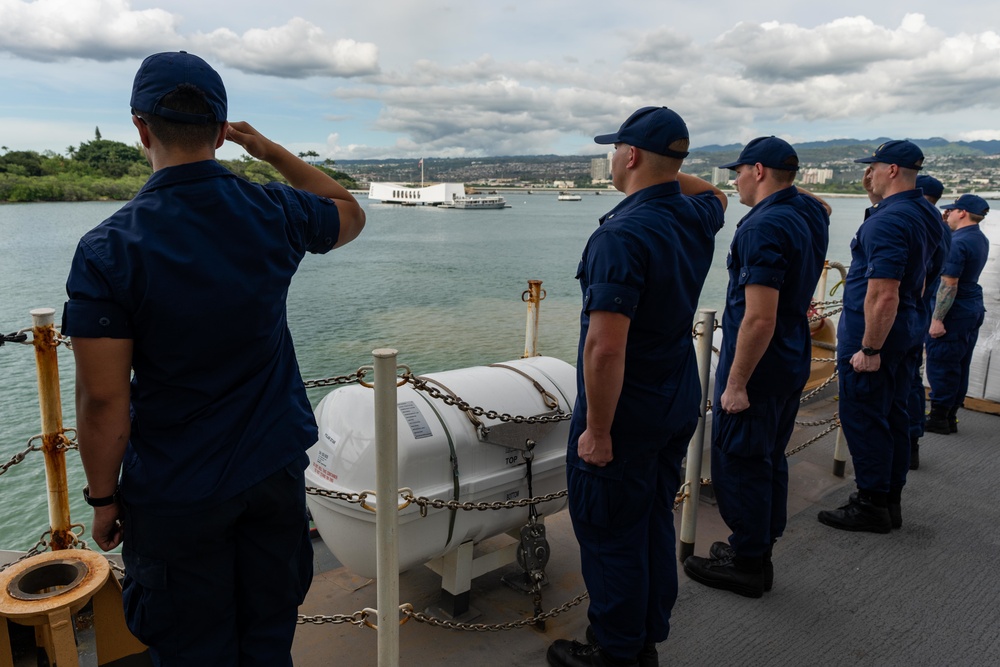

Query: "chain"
left=2, top=429, right=79, bottom=478
left=795, top=414, right=838, bottom=427
left=402, top=490, right=568, bottom=517
left=785, top=420, right=840, bottom=457
left=800, top=369, right=839, bottom=403
left=402, top=592, right=589, bottom=632
left=402, top=373, right=571, bottom=425
left=0, top=536, right=48, bottom=573
left=55, top=331, right=73, bottom=350
left=809, top=307, right=842, bottom=323
left=303, top=371, right=366, bottom=390
left=810, top=299, right=843, bottom=308
left=0, top=441, right=35, bottom=477
left=297, top=610, right=372, bottom=627
left=1, top=330, right=30, bottom=347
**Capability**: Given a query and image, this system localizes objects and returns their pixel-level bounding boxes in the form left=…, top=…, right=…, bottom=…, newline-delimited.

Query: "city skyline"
left=2, top=1, right=1000, bottom=161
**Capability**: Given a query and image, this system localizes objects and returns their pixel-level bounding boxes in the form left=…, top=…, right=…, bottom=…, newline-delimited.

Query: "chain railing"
left=4, top=301, right=852, bottom=644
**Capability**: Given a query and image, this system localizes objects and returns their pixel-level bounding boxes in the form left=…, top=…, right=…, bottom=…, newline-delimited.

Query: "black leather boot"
left=948, top=405, right=959, bottom=433
left=547, top=639, right=638, bottom=667
left=925, top=402, right=951, bottom=435
left=683, top=552, right=765, bottom=598
left=709, top=541, right=774, bottom=591
left=817, top=491, right=892, bottom=533
left=585, top=626, right=656, bottom=667
left=909, top=435, right=920, bottom=470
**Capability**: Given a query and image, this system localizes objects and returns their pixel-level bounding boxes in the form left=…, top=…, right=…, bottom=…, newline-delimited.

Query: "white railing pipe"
left=679, top=309, right=716, bottom=562
left=373, top=348, right=400, bottom=667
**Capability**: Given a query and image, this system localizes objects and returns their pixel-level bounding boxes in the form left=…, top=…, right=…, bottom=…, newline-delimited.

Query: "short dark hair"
left=136, top=84, right=221, bottom=150
left=774, top=168, right=796, bottom=185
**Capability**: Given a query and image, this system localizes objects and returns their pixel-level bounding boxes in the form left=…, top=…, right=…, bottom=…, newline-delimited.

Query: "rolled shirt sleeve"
left=63, top=241, right=133, bottom=339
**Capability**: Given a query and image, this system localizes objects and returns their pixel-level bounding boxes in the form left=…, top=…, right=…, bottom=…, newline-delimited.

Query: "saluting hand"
left=226, top=121, right=276, bottom=162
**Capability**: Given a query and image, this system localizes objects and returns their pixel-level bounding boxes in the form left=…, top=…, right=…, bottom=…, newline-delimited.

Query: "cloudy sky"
left=2, top=0, right=1000, bottom=160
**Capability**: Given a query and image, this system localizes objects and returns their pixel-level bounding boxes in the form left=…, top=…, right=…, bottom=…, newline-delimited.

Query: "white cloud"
left=0, top=0, right=181, bottom=60
left=0, top=0, right=378, bottom=77
left=191, top=18, right=378, bottom=78
left=5, top=3, right=1000, bottom=156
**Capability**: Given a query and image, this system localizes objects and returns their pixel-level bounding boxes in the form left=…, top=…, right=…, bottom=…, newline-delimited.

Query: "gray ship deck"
left=5, top=394, right=998, bottom=665
left=294, top=395, right=1000, bottom=666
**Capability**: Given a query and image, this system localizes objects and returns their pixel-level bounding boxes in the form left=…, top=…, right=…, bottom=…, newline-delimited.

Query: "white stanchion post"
left=832, top=423, right=848, bottom=478
left=522, top=280, right=544, bottom=358
left=373, top=349, right=400, bottom=667
left=679, top=309, right=716, bottom=563
left=815, top=261, right=830, bottom=316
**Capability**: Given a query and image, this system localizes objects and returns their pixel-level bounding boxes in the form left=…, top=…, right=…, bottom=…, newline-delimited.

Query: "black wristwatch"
left=861, top=346, right=881, bottom=356
left=83, top=485, right=119, bottom=507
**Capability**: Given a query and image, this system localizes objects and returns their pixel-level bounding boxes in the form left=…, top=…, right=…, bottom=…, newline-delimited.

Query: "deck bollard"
left=679, top=309, right=716, bottom=563
left=373, top=349, right=400, bottom=667
left=30, top=308, right=74, bottom=551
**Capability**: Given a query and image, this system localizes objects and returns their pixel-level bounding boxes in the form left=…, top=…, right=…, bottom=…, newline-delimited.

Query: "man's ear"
left=215, top=121, right=229, bottom=150
left=133, top=115, right=151, bottom=148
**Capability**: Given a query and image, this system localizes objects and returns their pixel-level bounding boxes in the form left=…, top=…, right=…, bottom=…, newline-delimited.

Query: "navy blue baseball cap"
left=718, top=136, right=799, bottom=171
left=594, top=106, right=689, bottom=158
left=941, top=194, right=990, bottom=216
left=916, top=175, right=944, bottom=200
left=130, top=51, right=227, bottom=124
left=854, top=139, right=924, bottom=170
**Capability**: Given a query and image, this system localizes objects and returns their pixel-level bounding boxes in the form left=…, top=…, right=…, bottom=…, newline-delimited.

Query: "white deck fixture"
left=305, top=356, right=574, bottom=579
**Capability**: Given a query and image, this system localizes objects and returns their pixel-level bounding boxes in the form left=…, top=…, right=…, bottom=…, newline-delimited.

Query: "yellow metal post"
left=30, top=308, right=73, bottom=550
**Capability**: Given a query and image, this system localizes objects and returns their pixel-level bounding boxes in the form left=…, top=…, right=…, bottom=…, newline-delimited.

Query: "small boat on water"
left=440, top=194, right=508, bottom=210
left=557, top=192, right=582, bottom=202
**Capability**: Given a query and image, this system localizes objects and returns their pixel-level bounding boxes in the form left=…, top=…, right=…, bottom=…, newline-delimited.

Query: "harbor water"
left=0, top=190, right=866, bottom=551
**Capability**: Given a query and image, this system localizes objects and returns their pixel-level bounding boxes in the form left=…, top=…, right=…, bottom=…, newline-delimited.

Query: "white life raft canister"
left=305, top=356, right=575, bottom=578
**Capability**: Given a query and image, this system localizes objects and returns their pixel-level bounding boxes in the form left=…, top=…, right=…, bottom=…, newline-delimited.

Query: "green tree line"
left=0, top=130, right=358, bottom=203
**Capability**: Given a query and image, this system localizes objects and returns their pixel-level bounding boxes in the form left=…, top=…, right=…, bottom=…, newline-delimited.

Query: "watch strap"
left=83, top=485, right=119, bottom=507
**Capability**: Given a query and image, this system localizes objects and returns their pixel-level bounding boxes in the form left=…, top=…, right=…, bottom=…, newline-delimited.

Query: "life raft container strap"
left=488, top=363, right=561, bottom=411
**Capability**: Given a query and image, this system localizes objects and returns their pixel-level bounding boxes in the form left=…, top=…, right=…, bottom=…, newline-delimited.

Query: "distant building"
left=591, top=157, right=610, bottom=182
left=712, top=167, right=732, bottom=187
left=553, top=180, right=575, bottom=189
left=799, top=168, right=834, bottom=185
left=368, top=182, right=465, bottom=205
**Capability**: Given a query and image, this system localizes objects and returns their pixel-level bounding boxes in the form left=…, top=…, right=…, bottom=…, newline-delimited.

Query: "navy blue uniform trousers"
left=121, top=462, right=314, bottom=667
left=926, top=313, right=985, bottom=408
left=566, top=428, right=690, bottom=661
left=710, top=389, right=801, bottom=558
left=906, top=343, right=928, bottom=439
left=838, top=350, right=914, bottom=493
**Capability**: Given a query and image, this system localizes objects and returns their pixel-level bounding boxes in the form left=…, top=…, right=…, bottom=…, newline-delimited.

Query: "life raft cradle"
left=400, top=364, right=563, bottom=621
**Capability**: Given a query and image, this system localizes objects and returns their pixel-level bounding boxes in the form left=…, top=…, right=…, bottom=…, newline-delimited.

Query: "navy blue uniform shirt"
left=716, top=186, right=830, bottom=396
left=937, top=225, right=990, bottom=321
left=838, top=190, right=941, bottom=353
left=568, top=181, right=724, bottom=474
left=919, top=218, right=952, bottom=328
left=63, top=160, right=341, bottom=509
